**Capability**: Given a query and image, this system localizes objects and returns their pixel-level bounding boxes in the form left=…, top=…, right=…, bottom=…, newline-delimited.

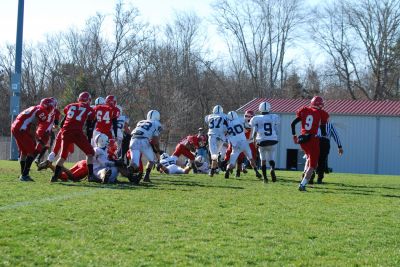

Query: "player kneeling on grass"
left=157, top=153, right=191, bottom=174
left=224, top=111, right=262, bottom=179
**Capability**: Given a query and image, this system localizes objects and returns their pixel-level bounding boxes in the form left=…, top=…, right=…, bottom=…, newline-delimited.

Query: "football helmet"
left=147, top=110, right=160, bottom=121
left=227, top=111, right=238, bottom=120
left=195, top=155, right=205, bottom=164
left=40, top=98, right=55, bottom=112
left=78, top=92, right=91, bottom=104
left=49, top=97, right=58, bottom=108
left=197, top=135, right=207, bottom=147
left=105, top=95, right=117, bottom=107
left=259, top=102, right=271, bottom=113
left=311, top=96, right=324, bottom=109
left=212, top=105, right=223, bottom=114
left=116, top=105, right=123, bottom=115
left=95, top=133, right=109, bottom=149
left=161, top=152, right=169, bottom=160
left=95, top=97, right=105, bottom=106
left=244, top=110, right=255, bottom=122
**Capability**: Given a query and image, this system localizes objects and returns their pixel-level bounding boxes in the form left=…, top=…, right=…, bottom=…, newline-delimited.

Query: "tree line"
left=0, top=0, right=399, bottom=145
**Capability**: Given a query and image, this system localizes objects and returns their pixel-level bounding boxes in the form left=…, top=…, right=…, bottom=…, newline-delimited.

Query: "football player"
left=128, top=110, right=163, bottom=183
left=92, top=95, right=119, bottom=146
left=158, top=152, right=191, bottom=174
left=224, top=111, right=262, bottom=179
left=11, top=99, right=53, bottom=181
left=50, top=91, right=101, bottom=183
left=204, top=105, right=228, bottom=177
left=172, top=134, right=206, bottom=173
left=92, top=133, right=120, bottom=183
left=291, top=96, right=329, bottom=191
left=34, top=97, right=61, bottom=165
left=249, top=102, right=280, bottom=183
left=115, top=105, right=131, bottom=161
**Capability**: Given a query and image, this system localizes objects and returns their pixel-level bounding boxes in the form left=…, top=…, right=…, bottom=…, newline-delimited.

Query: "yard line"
left=0, top=190, right=100, bottom=211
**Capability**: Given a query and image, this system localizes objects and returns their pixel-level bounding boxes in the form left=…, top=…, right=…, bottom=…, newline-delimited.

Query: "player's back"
left=131, top=119, right=162, bottom=140
left=250, top=114, right=280, bottom=141
left=226, top=117, right=246, bottom=144
left=205, top=114, right=227, bottom=137
left=296, top=106, right=329, bottom=135
left=12, top=105, right=47, bottom=130
left=93, top=104, right=116, bottom=133
left=160, top=156, right=178, bottom=167
left=63, top=102, right=94, bottom=131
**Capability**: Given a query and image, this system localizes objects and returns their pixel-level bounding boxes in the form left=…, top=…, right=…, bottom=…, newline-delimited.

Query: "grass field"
left=1, top=160, right=399, bottom=266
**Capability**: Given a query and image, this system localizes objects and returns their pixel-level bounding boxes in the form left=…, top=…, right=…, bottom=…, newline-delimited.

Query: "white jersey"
left=160, top=155, right=178, bottom=167
left=195, top=161, right=209, bottom=174
left=249, top=114, right=280, bottom=142
left=116, top=114, right=129, bottom=140
left=93, top=147, right=114, bottom=172
left=204, top=114, right=228, bottom=138
left=131, top=119, right=162, bottom=140
left=226, top=117, right=247, bottom=145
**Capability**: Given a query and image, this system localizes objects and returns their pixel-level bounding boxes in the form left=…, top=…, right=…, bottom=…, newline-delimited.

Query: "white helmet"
left=195, top=155, right=205, bottom=164
left=95, top=133, right=109, bottom=148
left=147, top=110, right=160, bottom=121
left=227, top=111, right=238, bottom=120
left=259, top=102, right=271, bottom=113
left=161, top=152, right=169, bottom=160
left=95, top=97, right=105, bottom=106
left=212, top=105, right=223, bottom=114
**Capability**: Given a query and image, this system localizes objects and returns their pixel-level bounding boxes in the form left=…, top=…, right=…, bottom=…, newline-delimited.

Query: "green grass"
left=1, top=160, right=399, bottom=266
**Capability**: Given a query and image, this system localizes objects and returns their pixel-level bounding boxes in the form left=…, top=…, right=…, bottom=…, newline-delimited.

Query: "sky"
left=0, top=0, right=216, bottom=44
left=0, top=0, right=323, bottom=65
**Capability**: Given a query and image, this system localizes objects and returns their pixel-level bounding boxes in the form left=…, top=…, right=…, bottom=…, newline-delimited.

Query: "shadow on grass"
left=155, top=178, right=245, bottom=190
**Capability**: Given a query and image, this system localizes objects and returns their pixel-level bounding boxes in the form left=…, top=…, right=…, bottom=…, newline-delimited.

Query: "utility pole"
left=10, top=0, right=25, bottom=160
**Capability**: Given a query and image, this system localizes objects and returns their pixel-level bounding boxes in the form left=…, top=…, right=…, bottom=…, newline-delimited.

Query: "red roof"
left=237, top=98, right=400, bottom=116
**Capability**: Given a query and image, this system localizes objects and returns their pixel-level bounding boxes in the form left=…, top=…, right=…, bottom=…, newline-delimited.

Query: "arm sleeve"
left=320, top=124, right=327, bottom=137
left=112, top=118, right=118, bottom=138
left=86, top=119, right=95, bottom=141
left=291, top=117, right=301, bottom=135
left=329, top=123, right=342, bottom=148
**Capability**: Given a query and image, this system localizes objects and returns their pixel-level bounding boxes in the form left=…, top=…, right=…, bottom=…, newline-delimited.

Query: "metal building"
left=237, top=98, right=400, bottom=175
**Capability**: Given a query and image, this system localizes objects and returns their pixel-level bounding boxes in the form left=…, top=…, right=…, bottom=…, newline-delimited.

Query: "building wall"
left=275, top=114, right=400, bottom=175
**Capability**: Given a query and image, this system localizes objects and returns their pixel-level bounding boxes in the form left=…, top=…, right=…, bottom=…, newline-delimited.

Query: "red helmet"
left=311, top=96, right=324, bottom=109
left=197, top=134, right=207, bottom=147
left=49, top=97, right=58, bottom=108
left=105, top=95, right=117, bottom=107
left=40, top=97, right=55, bottom=112
left=245, top=110, right=255, bottom=118
left=78, top=92, right=91, bottom=104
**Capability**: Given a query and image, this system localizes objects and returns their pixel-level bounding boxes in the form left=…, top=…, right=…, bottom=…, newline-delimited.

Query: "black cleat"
left=37, top=160, right=51, bottom=171
left=235, top=170, right=240, bottom=178
left=270, top=170, right=277, bottom=182
left=20, top=175, right=35, bottom=182
left=143, top=174, right=151, bottom=183
left=50, top=176, right=58, bottom=183
left=263, top=177, right=268, bottom=183
left=298, top=184, right=307, bottom=192
left=88, top=175, right=102, bottom=183
left=224, top=170, right=230, bottom=179
left=256, top=172, right=262, bottom=179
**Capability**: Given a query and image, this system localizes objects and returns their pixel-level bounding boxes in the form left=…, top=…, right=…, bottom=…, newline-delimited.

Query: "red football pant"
left=11, top=127, right=36, bottom=155
left=60, top=130, right=94, bottom=160
left=173, top=144, right=195, bottom=161
left=300, top=136, right=320, bottom=169
left=60, top=160, right=88, bottom=181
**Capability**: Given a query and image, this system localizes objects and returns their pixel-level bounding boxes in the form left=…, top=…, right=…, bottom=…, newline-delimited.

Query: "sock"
left=261, top=165, right=267, bottom=179
left=37, top=148, right=47, bottom=162
left=53, top=165, right=62, bottom=179
left=88, top=164, right=94, bottom=176
left=301, top=178, right=309, bottom=186
left=144, top=168, right=151, bottom=179
left=20, top=160, right=26, bottom=175
left=22, top=156, right=34, bottom=176
left=253, top=167, right=259, bottom=175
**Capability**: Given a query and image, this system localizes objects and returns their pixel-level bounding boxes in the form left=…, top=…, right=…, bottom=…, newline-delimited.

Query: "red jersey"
left=296, top=106, right=329, bottom=135
left=179, top=135, right=200, bottom=149
left=11, top=105, right=48, bottom=131
left=93, top=104, right=118, bottom=134
left=37, top=108, right=61, bottom=133
left=62, top=102, right=95, bottom=131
